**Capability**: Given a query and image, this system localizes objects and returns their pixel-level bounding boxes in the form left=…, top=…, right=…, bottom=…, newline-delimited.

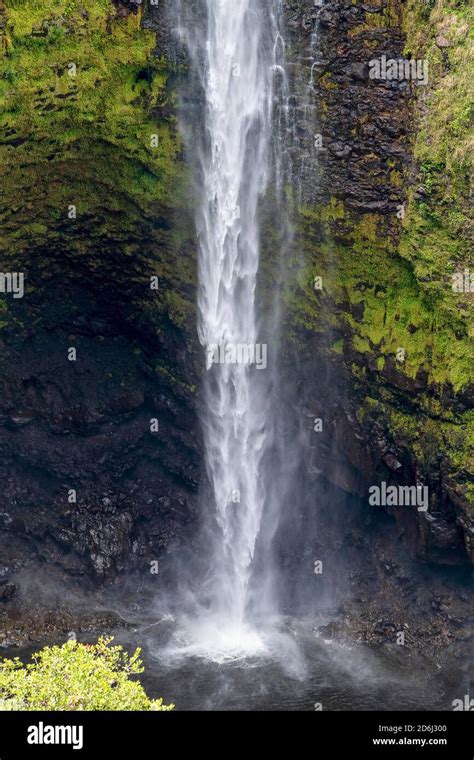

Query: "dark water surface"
left=2, top=617, right=465, bottom=712
left=114, top=617, right=465, bottom=712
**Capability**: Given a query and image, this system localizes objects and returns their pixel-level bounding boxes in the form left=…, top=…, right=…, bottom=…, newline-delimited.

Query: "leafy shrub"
left=0, top=636, right=174, bottom=711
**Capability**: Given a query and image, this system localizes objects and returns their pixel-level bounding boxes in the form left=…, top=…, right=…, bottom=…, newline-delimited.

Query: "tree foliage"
left=0, top=636, right=174, bottom=711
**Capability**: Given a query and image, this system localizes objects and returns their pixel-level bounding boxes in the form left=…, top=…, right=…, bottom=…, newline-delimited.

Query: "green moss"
left=163, top=290, right=195, bottom=332
left=292, top=199, right=471, bottom=391
left=155, top=363, right=197, bottom=398
left=401, top=0, right=473, bottom=278
left=285, top=0, right=473, bottom=523
left=1, top=1, right=187, bottom=210
left=0, top=299, right=9, bottom=330
left=290, top=0, right=473, bottom=394
left=0, top=0, right=196, bottom=353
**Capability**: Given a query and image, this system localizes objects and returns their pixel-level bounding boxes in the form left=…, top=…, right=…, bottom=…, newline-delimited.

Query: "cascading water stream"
left=173, top=0, right=287, bottom=660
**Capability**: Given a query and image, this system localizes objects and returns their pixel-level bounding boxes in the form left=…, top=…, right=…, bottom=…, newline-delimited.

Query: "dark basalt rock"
left=0, top=580, right=17, bottom=602
left=0, top=0, right=470, bottom=653
left=280, top=0, right=472, bottom=565
left=0, top=309, right=201, bottom=583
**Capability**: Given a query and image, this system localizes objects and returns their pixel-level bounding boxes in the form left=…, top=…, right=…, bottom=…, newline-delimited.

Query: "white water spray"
left=175, top=0, right=285, bottom=659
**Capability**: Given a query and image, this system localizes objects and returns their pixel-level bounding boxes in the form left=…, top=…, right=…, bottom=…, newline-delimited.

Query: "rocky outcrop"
left=0, top=0, right=201, bottom=586
left=280, top=0, right=473, bottom=564
left=0, top=0, right=471, bottom=629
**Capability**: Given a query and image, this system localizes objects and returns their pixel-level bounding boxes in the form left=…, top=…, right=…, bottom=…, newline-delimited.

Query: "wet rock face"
left=279, top=0, right=472, bottom=565
left=282, top=0, right=410, bottom=210
left=0, top=581, right=17, bottom=602
left=0, top=289, right=200, bottom=584
left=0, top=0, right=201, bottom=586
left=0, top=0, right=471, bottom=613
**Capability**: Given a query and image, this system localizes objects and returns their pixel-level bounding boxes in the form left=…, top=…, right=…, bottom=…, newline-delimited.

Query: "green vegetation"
left=400, top=0, right=473, bottom=336
left=289, top=0, right=473, bottom=393
left=285, top=0, right=473, bottom=534
left=0, top=0, right=196, bottom=347
left=1, top=0, right=184, bottom=212
left=290, top=200, right=472, bottom=390
left=0, top=1, right=470, bottom=536
left=0, top=637, right=174, bottom=711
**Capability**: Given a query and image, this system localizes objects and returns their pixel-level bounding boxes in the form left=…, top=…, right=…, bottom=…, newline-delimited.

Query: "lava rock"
left=0, top=580, right=17, bottom=602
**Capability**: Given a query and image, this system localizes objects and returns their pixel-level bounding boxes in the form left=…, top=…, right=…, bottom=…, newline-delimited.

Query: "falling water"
left=174, top=0, right=286, bottom=659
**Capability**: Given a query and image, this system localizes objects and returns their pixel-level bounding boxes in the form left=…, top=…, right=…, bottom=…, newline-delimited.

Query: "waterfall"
left=175, top=0, right=286, bottom=660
